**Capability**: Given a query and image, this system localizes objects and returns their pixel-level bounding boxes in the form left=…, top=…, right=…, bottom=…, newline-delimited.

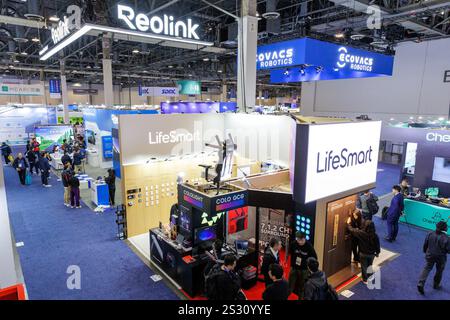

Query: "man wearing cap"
left=288, top=232, right=317, bottom=299
left=417, top=221, right=450, bottom=295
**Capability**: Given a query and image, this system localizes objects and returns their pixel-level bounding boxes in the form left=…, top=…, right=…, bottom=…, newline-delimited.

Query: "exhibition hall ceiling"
left=0, top=0, right=449, bottom=92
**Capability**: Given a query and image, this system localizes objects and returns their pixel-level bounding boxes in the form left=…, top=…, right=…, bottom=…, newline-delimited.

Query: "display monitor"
left=235, top=240, right=248, bottom=255
left=194, top=226, right=217, bottom=244
left=86, top=129, right=96, bottom=145
left=179, top=205, right=192, bottom=232
left=432, top=157, right=450, bottom=184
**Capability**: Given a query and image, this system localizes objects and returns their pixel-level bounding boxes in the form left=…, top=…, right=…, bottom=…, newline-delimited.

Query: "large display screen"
left=305, top=121, right=382, bottom=203
left=432, top=157, right=450, bottom=183
left=179, top=205, right=192, bottom=232
left=34, top=125, right=73, bottom=152
left=194, top=226, right=216, bottom=244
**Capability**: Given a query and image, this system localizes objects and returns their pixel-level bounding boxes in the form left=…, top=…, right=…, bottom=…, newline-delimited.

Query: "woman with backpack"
left=346, top=218, right=381, bottom=283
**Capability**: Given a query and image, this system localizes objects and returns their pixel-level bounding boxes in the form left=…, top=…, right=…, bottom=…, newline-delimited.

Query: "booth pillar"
left=237, top=0, right=258, bottom=113
left=60, top=60, right=70, bottom=124
left=102, top=36, right=114, bottom=107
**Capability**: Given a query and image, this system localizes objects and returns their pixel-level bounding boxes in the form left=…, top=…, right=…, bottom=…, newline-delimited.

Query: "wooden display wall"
left=122, top=156, right=260, bottom=237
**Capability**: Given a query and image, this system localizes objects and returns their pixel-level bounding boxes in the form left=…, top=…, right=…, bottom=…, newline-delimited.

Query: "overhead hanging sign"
left=50, top=5, right=81, bottom=45
left=49, top=79, right=62, bottom=99
left=0, top=83, right=44, bottom=96
left=117, top=5, right=200, bottom=40
left=138, top=86, right=179, bottom=97
left=177, top=80, right=201, bottom=95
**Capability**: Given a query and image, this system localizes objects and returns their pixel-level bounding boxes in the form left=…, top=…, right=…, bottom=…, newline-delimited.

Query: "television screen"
left=432, top=157, right=450, bottom=184
left=86, top=130, right=96, bottom=145
left=194, top=226, right=216, bottom=244
left=179, top=205, right=191, bottom=232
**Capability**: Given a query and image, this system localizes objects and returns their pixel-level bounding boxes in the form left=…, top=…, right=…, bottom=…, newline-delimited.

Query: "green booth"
left=401, top=199, right=450, bottom=231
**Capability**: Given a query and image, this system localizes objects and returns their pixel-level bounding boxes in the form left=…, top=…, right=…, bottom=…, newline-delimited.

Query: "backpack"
left=366, top=196, right=379, bottom=215
left=311, top=281, right=339, bottom=301
left=381, top=206, right=389, bottom=220
left=205, top=264, right=222, bottom=300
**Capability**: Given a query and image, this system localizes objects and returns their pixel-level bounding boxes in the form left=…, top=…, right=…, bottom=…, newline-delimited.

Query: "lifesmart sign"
left=149, top=130, right=201, bottom=145
left=304, top=121, right=382, bottom=203
left=258, top=37, right=394, bottom=82
left=117, top=5, right=200, bottom=40
left=138, top=86, right=179, bottom=97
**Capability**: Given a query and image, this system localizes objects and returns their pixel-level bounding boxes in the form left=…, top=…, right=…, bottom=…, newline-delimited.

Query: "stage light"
left=48, top=15, right=60, bottom=22
left=132, top=49, right=140, bottom=54
left=335, top=32, right=345, bottom=38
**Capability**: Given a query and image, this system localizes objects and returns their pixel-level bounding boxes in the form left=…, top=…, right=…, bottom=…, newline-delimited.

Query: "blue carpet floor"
left=348, top=216, right=450, bottom=300
left=374, top=162, right=401, bottom=196
left=3, top=163, right=179, bottom=300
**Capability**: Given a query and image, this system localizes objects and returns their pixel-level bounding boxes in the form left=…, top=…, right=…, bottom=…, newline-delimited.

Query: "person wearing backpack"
left=417, top=221, right=450, bottom=295
left=1, top=142, right=12, bottom=165
left=262, top=264, right=290, bottom=301
left=69, top=175, right=81, bottom=209
left=206, top=254, right=241, bottom=300
left=357, top=190, right=379, bottom=220
left=347, top=219, right=381, bottom=283
left=62, top=163, right=74, bottom=207
left=304, top=257, right=338, bottom=300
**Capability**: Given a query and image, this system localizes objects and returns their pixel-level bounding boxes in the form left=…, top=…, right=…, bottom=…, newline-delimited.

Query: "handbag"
left=25, top=171, right=32, bottom=185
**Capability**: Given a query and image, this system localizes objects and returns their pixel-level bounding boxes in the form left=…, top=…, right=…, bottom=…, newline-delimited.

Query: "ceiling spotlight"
left=283, top=69, right=289, bottom=76
left=20, top=52, right=28, bottom=56
left=350, top=34, right=365, bottom=40
left=315, top=66, right=323, bottom=73
left=300, top=66, right=306, bottom=75
left=168, top=65, right=173, bottom=68
left=132, top=49, right=140, bottom=54
left=73, top=83, right=82, bottom=87
left=31, top=37, right=40, bottom=43
left=86, top=65, right=92, bottom=69
left=203, top=57, right=210, bottom=61
left=48, top=15, right=60, bottom=22
left=13, top=59, right=19, bottom=63
left=217, top=69, right=223, bottom=73
left=335, top=32, right=345, bottom=39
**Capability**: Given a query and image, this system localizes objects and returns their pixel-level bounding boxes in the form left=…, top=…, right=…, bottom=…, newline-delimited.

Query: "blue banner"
left=102, top=136, right=113, bottom=160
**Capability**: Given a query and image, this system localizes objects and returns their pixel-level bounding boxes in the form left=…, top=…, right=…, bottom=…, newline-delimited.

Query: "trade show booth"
left=381, top=126, right=450, bottom=230
left=117, top=113, right=382, bottom=297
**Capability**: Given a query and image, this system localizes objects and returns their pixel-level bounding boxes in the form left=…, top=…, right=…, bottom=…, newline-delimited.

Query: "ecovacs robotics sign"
left=256, top=39, right=304, bottom=70
left=304, top=121, right=382, bottom=203
left=118, top=4, right=200, bottom=40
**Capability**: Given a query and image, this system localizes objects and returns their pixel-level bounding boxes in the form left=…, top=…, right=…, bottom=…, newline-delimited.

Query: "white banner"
left=0, top=83, right=44, bottom=96
left=139, top=86, right=179, bottom=97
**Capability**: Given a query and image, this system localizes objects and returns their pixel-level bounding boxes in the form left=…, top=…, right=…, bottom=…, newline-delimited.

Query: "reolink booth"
left=381, top=126, right=450, bottom=231
left=116, top=113, right=382, bottom=298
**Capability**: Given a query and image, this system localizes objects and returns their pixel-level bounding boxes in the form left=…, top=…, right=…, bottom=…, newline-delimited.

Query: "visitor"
left=25, top=140, right=31, bottom=152
left=385, top=185, right=404, bottom=242
left=261, top=238, right=281, bottom=287
left=206, top=254, right=242, bottom=300
left=304, top=257, right=338, bottom=300
left=263, top=264, right=290, bottom=301
left=61, top=152, right=72, bottom=167
left=104, top=168, right=116, bottom=206
left=349, top=209, right=363, bottom=264
left=347, top=219, right=381, bottom=283
left=12, top=153, right=28, bottom=185
left=417, top=221, right=450, bottom=295
left=400, top=178, right=411, bottom=196
left=30, top=137, right=40, bottom=154
left=69, top=175, right=81, bottom=209
left=1, top=142, right=12, bottom=165
left=62, top=163, right=74, bottom=207
left=73, top=148, right=83, bottom=173
left=39, top=152, right=52, bottom=187
left=357, top=190, right=379, bottom=220
left=288, top=232, right=317, bottom=299
left=25, top=148, right=39, bottom=175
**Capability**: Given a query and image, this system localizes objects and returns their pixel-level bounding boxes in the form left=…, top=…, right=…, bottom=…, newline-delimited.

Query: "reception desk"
left=400, top=199, right=450, bottom=231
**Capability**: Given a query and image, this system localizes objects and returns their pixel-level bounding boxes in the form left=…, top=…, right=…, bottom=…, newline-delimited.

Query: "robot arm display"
left=201, top=134, right=237, bottom=194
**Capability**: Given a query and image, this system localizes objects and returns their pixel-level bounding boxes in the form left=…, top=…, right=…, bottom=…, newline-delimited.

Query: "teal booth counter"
left=401, top=199, right=450, bottom=231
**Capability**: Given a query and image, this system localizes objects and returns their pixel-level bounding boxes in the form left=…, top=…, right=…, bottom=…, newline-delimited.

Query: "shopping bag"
left=8, top=155, right=14, bottom=163
left=25, top=172, right=32, bottom=185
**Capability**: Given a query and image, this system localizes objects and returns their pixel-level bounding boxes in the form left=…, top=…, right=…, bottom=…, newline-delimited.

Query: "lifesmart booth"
left=117, top=113, right=382, bottom=298
left=381, top=126, right=450, bottom=231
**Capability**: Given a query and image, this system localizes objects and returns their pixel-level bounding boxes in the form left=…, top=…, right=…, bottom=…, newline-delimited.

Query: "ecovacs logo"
left=336, top=47, right=374, bottom=72
left=118, top=4, right=200, bottom=40
left=256, top=48, right=294, bottom=69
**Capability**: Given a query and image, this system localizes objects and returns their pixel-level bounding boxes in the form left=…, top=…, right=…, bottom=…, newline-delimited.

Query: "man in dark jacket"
left=385, top=185, right=404, bottom=242
left=13, top=153, right=28, bottom=185
left=69, top=175, right=81, bottom=208
left=62, top=163, right=73, bottom=207
left=288, top=232, right=317, bottom=299
left=1, top=142, right=12, bottom=165
left=357, top=190, right=379, bottom=220
left=212, top=254, right=241, bottom=300
left=261, top=238, right=281, bottom=287
left=39, top=152, right=52, bottom=187
left=304, top=257, right=329, bottom=301
left=263, top=264, right=290, bottom=301
left=417, top=221, right=450, bottom=295
left=61, top=152, right=72, bottom=167
left=26, top=149, right=39, bottom=175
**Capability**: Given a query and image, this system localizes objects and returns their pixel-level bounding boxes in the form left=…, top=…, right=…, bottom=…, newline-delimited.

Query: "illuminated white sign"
left=256, top=48, right=294, bottom=69
left=337, top=47, right=374, bottom=72
left=426, top=132, right=450, bottom=143
left=149, top=130, right=201, bottom=145
left=305, top=121, right=382, bottom=203
left=118, top=4, right=200, bottom=40
left=50, top=5, right=81, bottom=45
